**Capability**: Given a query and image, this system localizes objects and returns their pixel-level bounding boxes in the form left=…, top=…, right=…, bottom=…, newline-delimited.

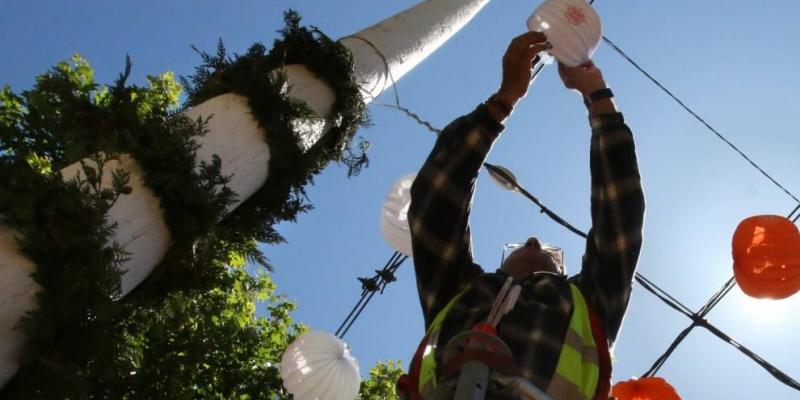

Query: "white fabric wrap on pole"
left=0, top=0, right=492, bottom=387
left=341, top=0, right=491, bottom=101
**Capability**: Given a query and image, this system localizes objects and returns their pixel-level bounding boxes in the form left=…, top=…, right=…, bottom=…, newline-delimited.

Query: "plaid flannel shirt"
left=408, top=103, right=645, bottom=391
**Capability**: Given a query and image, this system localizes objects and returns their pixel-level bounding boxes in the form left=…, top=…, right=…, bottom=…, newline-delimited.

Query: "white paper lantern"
left=527, top=0, right=602, bottom=67
left=280, top=331, right=361, bottom=400
left=380, top=173, right=416, bottom=257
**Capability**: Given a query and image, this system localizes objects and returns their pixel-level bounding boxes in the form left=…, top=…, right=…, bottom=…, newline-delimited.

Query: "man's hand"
left=557, top=61, right=607, bottom=96
left=494, top=31, right=551, bottom=108
left=558, top=61, right=616, bottom=115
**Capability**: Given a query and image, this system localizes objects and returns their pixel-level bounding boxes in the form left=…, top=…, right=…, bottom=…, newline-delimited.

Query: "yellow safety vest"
left=417, top=283, right=600, bottom=400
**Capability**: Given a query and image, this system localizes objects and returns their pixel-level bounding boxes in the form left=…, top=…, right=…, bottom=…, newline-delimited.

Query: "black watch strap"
left=584, top=88, right=614, bottom=106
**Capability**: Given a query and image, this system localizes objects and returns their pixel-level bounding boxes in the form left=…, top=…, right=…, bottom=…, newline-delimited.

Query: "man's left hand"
left=495, top=31, right=552, bottom=107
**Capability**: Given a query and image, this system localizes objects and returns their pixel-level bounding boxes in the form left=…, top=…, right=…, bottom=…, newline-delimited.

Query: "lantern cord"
left=339, top=256, right=406, bottom=338
left=337, top=253, right=406, bottom=338
left=334, top=251, right=398, bottom=337
left=336, top=251, right=408, bottom=338
left=483, top=162, right=589, bottom=239
left=600, top=35, right=800, bottom=204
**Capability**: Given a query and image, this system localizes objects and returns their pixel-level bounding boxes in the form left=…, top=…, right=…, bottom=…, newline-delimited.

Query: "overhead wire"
left=336, top=251, right=407, bottom=338
left=599, top=35, right=799, bottom=204
left=789, top=203, right=800, bottom=220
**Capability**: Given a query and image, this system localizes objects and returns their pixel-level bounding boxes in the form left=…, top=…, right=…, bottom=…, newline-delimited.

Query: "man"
left=405, top=31, right=645, bottom=399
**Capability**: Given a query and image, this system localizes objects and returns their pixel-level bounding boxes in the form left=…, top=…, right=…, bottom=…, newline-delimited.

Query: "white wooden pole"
left=0, top=0, right=491, bottom=386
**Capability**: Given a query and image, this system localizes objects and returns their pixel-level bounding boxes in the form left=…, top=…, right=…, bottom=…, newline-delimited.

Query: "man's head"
left=500, top=237, right=564, bottom=278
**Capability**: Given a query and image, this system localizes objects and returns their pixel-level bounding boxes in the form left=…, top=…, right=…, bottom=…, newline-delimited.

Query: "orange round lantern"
left=732, top=215, right=800, bottom=299
left=612, top=377, right=681, bottom=400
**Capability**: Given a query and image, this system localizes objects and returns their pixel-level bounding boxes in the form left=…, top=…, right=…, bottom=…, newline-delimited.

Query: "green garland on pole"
left=183, top=10, right=370, bottom=250
left=0, top=9, right=369, bottom=396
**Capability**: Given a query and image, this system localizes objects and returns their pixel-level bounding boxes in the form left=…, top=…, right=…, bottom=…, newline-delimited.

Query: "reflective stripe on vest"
left=545, top=284, right=600, bottom=400
left=417, top=283, right=601, bottom=399
left=418, top=286, right=470, bottom=394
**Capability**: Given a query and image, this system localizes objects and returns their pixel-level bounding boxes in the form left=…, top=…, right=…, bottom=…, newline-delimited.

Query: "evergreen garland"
left=183, top=10, right=370, bottom=251
left=0, top=9, right=367, bottom=396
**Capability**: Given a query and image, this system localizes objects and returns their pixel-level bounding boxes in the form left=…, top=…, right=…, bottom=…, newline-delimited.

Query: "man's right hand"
left=557, top=61, right=607, bottom=96
left=558, top=61, right=617, bottom=115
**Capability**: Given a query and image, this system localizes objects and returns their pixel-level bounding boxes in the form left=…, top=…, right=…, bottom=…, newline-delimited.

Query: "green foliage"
left=183, top=10, right=370, bottom=258
left=0, top=150, right=131, bottom=398
left=0, top=10, right=385, bottom=399
left=359, top=360, right=405, bottom=400
left=113, top=268, right=306, bottom=399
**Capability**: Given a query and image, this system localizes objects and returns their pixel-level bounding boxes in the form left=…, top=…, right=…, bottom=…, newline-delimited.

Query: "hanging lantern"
left=280, top=331, right=361, bottom=400
left=612, top=377, right=681, bottom=400
left=732, top=215, right=800, bottom=299
left=527, top=0, right=602, bottom=67
left=380, top=173, right=416, bottom=257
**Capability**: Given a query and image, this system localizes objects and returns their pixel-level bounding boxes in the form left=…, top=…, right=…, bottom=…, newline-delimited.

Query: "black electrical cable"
left=789, top=203, right=800, bottom=220
left=339, top=255, right=407, bottom=338
left=696, top=276, right=737, bottom=318
left=483, top=162, right=589, bottom=239
left=600, top=35, right=799, bottom=204
left=336, top=251, right=404, bottom=338
left=634, top=274, right=694, bottom=318
left=699, top=319, right=800, bottom=390
left=643, top=323, right=696, bottom=378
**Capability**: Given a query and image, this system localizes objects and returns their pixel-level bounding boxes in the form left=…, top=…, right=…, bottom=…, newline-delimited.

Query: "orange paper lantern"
left=732, top=215, right=800, bottom=299
left=612, top=377, right=681, bottom=400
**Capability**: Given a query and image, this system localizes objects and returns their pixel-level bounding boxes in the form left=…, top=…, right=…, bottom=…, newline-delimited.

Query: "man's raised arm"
left=561, top=62, right=646, bottom=344
left=408, top=32, right=551, bottom=327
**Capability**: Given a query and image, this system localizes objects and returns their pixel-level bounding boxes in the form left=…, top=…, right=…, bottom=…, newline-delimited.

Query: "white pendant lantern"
left=380, top=173, right=416, bottom=257
left=280, top=331, right=361, bottom=400
left=527, top=0, right=602, bottom=67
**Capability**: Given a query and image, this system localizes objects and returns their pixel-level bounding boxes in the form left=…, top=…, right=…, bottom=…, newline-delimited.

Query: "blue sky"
left=2, top=1, right=799, bottom=398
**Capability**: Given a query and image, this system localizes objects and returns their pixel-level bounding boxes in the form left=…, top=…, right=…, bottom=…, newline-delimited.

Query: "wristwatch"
left=583, top=88, right=614, bottom=107
left=486, top=94, right=513, bottom=118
